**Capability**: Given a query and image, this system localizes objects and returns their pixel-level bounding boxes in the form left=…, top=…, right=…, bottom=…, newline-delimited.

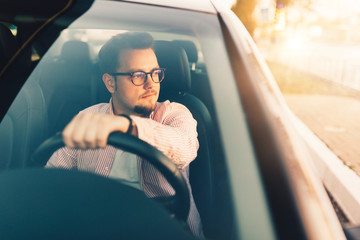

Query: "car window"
left=254, top=0, right=360, bottom=228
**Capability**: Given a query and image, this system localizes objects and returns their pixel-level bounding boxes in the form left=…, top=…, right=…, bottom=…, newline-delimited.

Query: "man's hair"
left=98, top=32, right=154, bottom=74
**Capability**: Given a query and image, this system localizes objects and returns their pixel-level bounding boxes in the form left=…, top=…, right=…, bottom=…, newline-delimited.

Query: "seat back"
left=1, top=79, right=48, bottom=169
left=172, top=40, right=216, bottom=119
left=172, top=40, right=198, bottom=71
left=37, top=40, right=98, bottom=135
left=154, top=40, right=215, bottom=236
left=0, top=24, right=48, bottom=170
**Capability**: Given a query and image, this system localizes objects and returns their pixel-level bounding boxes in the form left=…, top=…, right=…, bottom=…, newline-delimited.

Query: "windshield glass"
left=0, top=2, right=243, bottom=238
left=0, top=1, right=230, bottom=168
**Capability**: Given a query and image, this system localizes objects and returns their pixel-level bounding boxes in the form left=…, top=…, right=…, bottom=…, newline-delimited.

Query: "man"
left=46, top=32, right=203, bottom=237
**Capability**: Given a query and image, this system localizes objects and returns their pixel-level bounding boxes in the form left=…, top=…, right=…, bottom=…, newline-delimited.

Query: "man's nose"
left=143, top=73, right=155, bottom=89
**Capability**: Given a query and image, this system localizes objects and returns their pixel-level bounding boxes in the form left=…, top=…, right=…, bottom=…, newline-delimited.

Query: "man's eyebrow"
left=127, top=66, right=160, bottom=72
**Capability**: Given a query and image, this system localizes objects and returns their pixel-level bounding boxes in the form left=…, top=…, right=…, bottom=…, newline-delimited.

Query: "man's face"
left=112, top=48, right=160, bottom=116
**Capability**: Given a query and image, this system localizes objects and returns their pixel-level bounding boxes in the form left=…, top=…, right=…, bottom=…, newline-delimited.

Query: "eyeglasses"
left=109, top=68, right=165, bottom=86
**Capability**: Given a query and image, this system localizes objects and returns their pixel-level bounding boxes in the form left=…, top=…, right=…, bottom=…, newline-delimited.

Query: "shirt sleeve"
left=131, top=101, right=199, bottom=169
left=45, top=147, right=78, bottom=169
left=44, top=103, right=109, bottom=169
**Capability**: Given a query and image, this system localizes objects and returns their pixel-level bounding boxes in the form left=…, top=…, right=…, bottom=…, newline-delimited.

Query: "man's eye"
left=153, top=70, right=161, bottom=75
left=132, top=72, right=144, bottom=78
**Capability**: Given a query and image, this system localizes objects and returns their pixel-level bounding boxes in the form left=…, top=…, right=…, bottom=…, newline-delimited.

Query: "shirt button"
left=105, top=167, right=109, bottom=171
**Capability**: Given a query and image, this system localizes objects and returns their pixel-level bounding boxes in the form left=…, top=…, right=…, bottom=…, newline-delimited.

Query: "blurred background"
left=230, top=0, right=360, bottom=187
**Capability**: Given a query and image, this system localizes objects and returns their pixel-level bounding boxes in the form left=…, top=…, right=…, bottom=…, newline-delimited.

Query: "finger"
left=83, top=113, right=102, bottom=148
left=70, top=112, right=93, bottom=149
left=95, top=115, right=114, bottom=148
left=83, top=125, right=98, bottom=149
left=63, top=114, right=80, bottom=148
left=94, top=114, right=127, bottom=148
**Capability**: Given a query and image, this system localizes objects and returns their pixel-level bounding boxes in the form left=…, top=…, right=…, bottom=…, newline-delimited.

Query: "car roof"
left=118, top=0, right=217, bottom=14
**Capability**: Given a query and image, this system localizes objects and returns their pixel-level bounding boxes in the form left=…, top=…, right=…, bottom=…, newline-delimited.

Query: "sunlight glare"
left=309, top=26, right=323, bottom=37
left=286, top=37, right=304, bottom=51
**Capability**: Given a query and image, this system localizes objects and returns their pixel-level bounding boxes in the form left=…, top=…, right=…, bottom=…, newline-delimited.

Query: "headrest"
left=172, top=40, right=198, bottom=63
left=61, top=40, right=91, bottom=63
left=0, top=24, right=18, bottom=70
left=154, top=41, right=191, bottom=101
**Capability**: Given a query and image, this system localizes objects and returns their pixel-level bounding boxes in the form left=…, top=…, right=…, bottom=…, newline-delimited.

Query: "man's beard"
left=134, top=104, right=156, bottom=117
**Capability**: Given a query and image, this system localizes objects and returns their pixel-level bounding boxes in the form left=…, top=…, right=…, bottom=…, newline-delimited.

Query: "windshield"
left=0, top=1, right=229, bottom=168
left=0, top=2, right=247, bottom=238
left=0, top=1, right=243, bottom=237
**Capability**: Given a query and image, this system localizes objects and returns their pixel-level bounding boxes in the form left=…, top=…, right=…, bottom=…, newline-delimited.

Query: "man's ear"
left=102, top=73, right=116, bottom=93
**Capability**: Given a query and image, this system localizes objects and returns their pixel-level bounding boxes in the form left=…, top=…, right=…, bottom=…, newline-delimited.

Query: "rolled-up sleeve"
left=131, top=101, right=199, bottom=169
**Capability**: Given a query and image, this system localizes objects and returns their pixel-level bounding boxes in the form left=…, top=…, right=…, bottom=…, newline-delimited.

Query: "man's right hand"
left=62, top=112, right=133, bottom=149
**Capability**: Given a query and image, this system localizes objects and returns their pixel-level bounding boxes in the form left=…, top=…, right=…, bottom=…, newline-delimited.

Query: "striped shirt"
left=46, top=100, right=203, bottom=238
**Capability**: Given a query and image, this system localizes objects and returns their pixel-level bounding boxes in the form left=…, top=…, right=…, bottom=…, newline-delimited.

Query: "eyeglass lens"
left=132, top=69, right=164, bottom=85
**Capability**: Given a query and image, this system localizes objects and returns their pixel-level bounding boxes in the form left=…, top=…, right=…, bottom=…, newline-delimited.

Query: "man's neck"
left=111, top=99, right=130, bottom=116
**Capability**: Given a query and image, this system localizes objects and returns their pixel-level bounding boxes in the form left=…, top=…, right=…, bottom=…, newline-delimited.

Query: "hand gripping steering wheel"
left=31, top=132, right=190, bottom=221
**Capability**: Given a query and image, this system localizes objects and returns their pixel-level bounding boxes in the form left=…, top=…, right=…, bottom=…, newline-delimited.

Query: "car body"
left=0, top=0, right=354, bottom=239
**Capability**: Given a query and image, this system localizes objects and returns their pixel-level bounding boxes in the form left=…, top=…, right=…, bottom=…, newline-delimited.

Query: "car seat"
left=172, top=40, right=199, bottom=71
left=154, top=40, right=215, bottom=237
left=0, top=24, right=48, bottom=170
left=172, top=40, right=216, bottom=119
left=37, top=40, right=98, bottom=136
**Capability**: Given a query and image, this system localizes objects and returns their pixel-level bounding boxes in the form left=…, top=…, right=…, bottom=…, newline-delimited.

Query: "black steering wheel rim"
left=30, top=132, right=190, bottom=221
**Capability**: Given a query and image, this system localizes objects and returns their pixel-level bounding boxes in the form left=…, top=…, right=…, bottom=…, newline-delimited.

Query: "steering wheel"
left=30, top=132, right=190, bottom=221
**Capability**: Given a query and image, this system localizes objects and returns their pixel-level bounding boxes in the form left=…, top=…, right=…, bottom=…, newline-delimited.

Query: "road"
left=285, top=94, right=360, bottom=176
left=265, top=60, right=360, bottom=224
left=266, top=61, right=360, bottom=176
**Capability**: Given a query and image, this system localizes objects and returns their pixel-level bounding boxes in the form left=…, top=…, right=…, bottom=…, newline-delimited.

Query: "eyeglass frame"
left=109, top=68, right=166, bottom=86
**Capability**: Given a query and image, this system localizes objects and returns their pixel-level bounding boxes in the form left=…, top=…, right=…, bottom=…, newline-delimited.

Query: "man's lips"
left=141, top=91, right=157, bottom=98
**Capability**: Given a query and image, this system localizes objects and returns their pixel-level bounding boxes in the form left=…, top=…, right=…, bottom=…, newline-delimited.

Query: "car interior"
left=0, top=22, right=234, bottom=240
left=3, top=0, right=360, bottom=238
